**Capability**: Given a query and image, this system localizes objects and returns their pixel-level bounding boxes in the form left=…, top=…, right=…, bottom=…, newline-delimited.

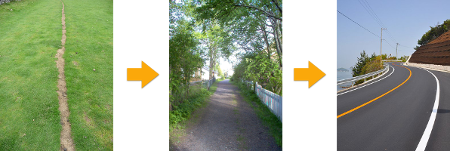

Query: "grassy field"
left=0, top=0, right=113, bottom=150
left=63, top=0, right=113, bottom=150
left=0, top=0, right=62, bottom=150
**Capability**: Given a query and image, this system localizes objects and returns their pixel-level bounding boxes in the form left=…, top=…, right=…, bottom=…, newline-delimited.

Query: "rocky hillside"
left=409, top=30, right=450, bottom=65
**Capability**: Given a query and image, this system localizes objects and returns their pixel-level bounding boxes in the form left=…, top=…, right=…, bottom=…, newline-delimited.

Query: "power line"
left=358, top=0, right=384, bottom=28
left=383, top=39, right=396, bottom=49
left=357, top=0, right=418, bottom=50
left=337, top=10, right=380, bottom=38
left=338, top=10, right=400, bottom=52
left=358, top=0, right=399, bottom=45
left=399, top=44, right=414, bottom=49
left=398, top=44, right=416, bottom=52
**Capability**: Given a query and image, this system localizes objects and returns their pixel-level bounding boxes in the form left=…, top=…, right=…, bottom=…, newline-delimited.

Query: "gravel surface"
left=171, top=79, right=281, bottom=151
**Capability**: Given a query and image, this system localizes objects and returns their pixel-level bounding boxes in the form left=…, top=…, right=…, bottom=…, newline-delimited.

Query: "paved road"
left=338, top=62, right=450, bottom=151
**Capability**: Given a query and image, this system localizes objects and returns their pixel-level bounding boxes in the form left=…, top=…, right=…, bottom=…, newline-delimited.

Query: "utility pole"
left=380, top=28, right=386, bottom=66
left=396, top=43, right=399, bottom=60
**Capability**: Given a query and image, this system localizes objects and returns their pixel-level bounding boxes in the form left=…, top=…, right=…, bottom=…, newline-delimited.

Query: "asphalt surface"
left=337, top=62, right=450, bottom=151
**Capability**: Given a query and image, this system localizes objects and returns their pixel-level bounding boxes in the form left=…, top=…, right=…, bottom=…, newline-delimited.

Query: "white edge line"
left=415, top=69, right=440, bottom=151
left=337, top=65, right=395, bottom=96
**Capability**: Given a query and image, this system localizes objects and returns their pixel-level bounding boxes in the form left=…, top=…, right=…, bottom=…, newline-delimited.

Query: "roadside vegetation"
left=351, top=50, right=410, bottom=84
left=416, top=19, right=450, bottom=49
left=169, top=79, right=222, bottom=133
left=233, top=81, right=282, bottom=146
left=231, top=50, right=282, bottom=95
left=169, top=78, right=223, bottom=148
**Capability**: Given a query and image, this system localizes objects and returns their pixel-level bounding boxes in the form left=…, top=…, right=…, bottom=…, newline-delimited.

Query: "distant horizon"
left=338, top=67, right=351, bottom=69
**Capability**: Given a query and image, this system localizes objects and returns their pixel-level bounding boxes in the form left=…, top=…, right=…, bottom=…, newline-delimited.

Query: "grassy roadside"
left=0, top=0, right=62, bottom=150
left=62, top=0, right=113, bottom=150
left=169, top=79, right=223, bottom=146
left=232, top=80, right=282, bottom=147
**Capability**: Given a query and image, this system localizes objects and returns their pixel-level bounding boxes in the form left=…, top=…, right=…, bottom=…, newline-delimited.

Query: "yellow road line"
left=337, top=63, right=412, bottom=119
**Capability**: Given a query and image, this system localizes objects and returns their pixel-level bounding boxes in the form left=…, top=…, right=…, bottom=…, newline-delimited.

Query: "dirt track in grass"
left=55, top=0, right=75, bottom=150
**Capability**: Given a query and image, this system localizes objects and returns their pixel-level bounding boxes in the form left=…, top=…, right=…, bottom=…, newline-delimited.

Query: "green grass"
left=169, top=79, right=222, bottom=148
left=0, top=0, right=112, bottom=150
left=0, top=0, right=62, bottom=150
left=233, top=81, right=282, bottom=147
left=62, top=0, right=113, bottom=150
left=169, top=79, right=222, bottom=131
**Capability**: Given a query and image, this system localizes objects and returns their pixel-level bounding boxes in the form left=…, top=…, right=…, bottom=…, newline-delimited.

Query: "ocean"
left=337, top=71, right=353, bottom=91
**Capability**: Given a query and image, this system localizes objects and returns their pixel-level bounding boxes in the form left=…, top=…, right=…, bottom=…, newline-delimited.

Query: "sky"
left=338, top=0, right=450, bottom=69
left=202, top=49, right=243, bottom=79
left=202, top=55, right=235, bottom=79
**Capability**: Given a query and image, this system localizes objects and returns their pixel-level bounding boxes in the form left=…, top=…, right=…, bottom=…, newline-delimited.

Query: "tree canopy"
left=170, top=0, right=283, bottom=100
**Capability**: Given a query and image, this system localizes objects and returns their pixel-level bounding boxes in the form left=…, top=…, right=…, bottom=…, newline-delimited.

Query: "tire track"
left=55, top=0, right=75, bottom=150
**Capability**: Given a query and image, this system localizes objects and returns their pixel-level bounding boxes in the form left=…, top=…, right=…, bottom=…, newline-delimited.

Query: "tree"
left=417, top=19, right=450, bottom=46
left=196, top=22, right=235, bottom=80
left=215, top=64, right=224, bottom=78
left=352, top=50, right=369, bottom=77
left=231, top=51, right=282, bottom=95
left=195, top=0, right=283, bottom=68
left=170, top=1, right=205, bottom=104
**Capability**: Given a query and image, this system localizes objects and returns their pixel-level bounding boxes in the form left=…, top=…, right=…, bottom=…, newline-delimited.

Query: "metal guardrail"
left=382, top=60, right=403, bottom=62
left=337, top=63, right=389, bottom=86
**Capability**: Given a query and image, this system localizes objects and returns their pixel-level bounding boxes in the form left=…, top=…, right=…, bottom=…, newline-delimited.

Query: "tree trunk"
left=169, top=56, right=172, bottom=111
left=272, top=19, right=283, bottom=68
left=209, top=51, right=214, bottom=80
left=261, top=24, right=271, bottom=59
left=209, top=46, right=218, bottom=80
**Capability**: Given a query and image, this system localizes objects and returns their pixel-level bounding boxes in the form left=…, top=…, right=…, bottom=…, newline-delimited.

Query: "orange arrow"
left=127, top=61, right=159, bottom=88
left=294, top=61, right=326, bottom=88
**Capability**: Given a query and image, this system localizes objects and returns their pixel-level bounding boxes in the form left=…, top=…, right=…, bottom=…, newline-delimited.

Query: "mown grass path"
left=0, top=0, right=113, bottom=150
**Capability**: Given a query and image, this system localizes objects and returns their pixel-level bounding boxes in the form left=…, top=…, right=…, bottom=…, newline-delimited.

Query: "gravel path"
left=172, top=79, right=281, bottom=151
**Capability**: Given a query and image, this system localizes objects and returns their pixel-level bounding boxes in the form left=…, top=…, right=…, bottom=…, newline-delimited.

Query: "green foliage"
left=215, top=64, right=224, bottom=77
left=195, top=0, right=283, bottom=67
left=232, top=51, right=282, bottom=95
left=399, top=56, right=409, bottom=62
left=351, top=51, right=383, bottom=84
left=170, top=17, right=204, bottom=103
left=169, top=78, right=223, bottom=133
left=169, top=88, right=210, bottom=131
left=352, top=51, right=374, bottom=77
left=417, top=19, right=450, bottom=46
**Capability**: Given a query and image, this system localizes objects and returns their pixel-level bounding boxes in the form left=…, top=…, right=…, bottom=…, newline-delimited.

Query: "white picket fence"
left=241, top=79, right=282, bottom=122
